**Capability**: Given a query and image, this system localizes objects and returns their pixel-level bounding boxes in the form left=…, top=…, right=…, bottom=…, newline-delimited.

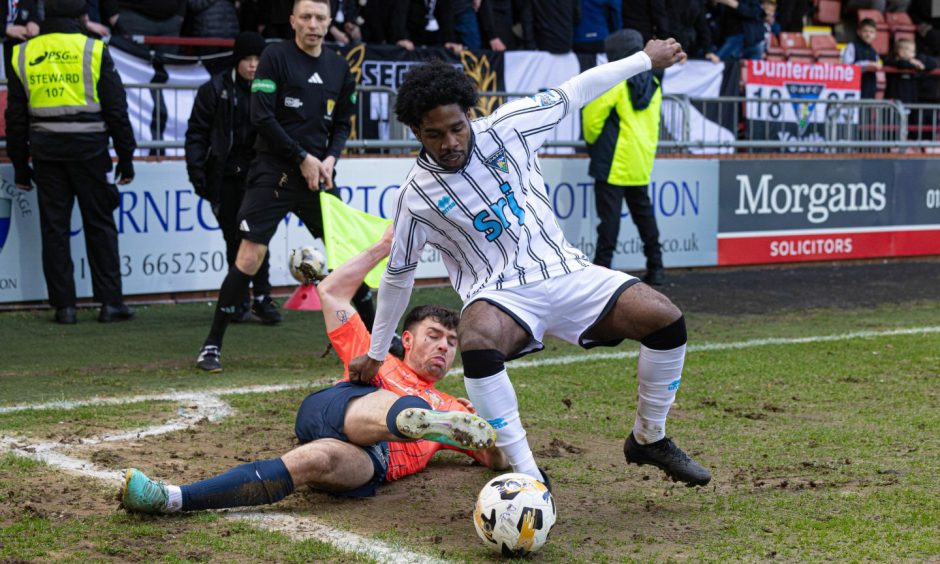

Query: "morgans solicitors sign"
left=717, top=159, right=940, bottom=264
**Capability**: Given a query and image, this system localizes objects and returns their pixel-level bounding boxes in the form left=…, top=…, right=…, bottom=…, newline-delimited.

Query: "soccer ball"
left=288, top=246, right=326, bottom=285
left=473, top=473, right=556, bottom=557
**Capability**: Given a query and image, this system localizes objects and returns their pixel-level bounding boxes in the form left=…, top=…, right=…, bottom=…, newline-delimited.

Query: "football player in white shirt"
left=350, top=38, right=711, bottom=488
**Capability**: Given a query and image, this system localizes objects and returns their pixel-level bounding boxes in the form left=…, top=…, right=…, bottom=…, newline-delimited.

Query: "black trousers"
left=593, top=179, right=662, bottom=271
left=214, top=174, right=272, bottom=298
left=33, top=153, right=123, bottom=308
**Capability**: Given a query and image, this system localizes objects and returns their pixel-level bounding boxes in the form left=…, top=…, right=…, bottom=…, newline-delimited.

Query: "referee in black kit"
left=196, top=0, right=375, bottom=372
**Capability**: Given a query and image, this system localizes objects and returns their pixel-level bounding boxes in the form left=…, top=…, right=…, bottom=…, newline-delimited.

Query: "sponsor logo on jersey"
left=308, top=72, right=324, bottom=84
left=533, top=90, right=560, bottom=107
left=483, top=149, right=509, bottom=173
left=239, top=219, right=250, bottom=232
left=284, top=97, right=303, bottom=108
left=251, top=78, right=276, bottom=93
left=251, top=78, right=277, bottom=94
left=668, top=379, right=681, bottom=391
left=437, top=195, right=456, bottom=215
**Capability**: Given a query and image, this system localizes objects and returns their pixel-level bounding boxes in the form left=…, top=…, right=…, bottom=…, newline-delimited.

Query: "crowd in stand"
left=5, top=0, right=940, bottom=103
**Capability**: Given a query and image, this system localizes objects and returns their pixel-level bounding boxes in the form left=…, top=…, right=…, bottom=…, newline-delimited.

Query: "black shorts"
left=236, top=157, right=340, bottom=245
left=294, top=382, right=390, bottom=498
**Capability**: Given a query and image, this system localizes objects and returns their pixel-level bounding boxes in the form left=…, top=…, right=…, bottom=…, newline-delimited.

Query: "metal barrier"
left=3, top=79, right=940, bottom=153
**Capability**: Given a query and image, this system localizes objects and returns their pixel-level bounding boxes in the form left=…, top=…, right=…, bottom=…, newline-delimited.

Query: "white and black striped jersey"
left=388, top=89, right=593, bottom=302
left=368, top=51, right=652, bottom=360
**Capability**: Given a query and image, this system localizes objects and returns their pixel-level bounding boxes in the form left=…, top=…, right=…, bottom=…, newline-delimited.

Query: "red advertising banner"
left=718, top=228, right=940, bottom=265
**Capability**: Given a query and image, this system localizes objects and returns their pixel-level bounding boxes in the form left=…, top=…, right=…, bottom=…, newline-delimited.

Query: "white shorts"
left=465, top=265, right=639, bottom=359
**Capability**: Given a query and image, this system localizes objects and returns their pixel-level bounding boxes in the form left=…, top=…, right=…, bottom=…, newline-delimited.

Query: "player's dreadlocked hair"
left=395, top=60, right=478, bottom=127
left=403, top=304, right=460, bottom=333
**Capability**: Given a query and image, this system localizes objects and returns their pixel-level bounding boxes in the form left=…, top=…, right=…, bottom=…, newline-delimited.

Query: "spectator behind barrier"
left=885, top=37, right=938, bottom=102
left=842, top=17, right=881, bottom=99
left=405, top=0, right=463, bottom=54
left=622, top=0, right=669, bottom=42
left=713, top=0, right=765, bottom=62
left=573, top=0, right=622, bottom=54
left=1, top=0, right=39, bottom=78
left=186, top=0, right=239, bottom=50
left=665, top=0, right=720, bottom=61
left=342, top=0, right=409, bottom=47
left=530, top=0, right=580, bottom=53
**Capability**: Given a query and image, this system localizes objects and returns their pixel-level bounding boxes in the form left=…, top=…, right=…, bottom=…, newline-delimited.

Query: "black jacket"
left=185, top=69, right=255, bottom=202
left=529, top=0, right=580, bottom=53
left=665, top=0, right=714, bottom=57
left=4, top=18, right=136, bottom=174
left=622, top=0, right=669, bottom=43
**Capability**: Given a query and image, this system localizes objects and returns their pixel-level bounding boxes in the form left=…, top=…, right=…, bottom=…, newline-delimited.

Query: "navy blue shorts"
left=294, top=382, right=390, bottom=497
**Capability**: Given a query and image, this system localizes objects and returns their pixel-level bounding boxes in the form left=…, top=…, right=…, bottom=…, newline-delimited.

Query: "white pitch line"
left=230, top=512, right=448, bottom=564
left=0, top=382, right=322, bottom=415
left=445, top=325, right=940, bottom=375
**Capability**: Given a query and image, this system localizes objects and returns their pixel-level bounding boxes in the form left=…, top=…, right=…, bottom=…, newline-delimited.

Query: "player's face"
left=237, top=55, right=260, bottom=81
left=412, top=104, right=472, bottom=171
left=291, top=0, right=331, bottom=52
left=402, top=318, right=458, bottom=383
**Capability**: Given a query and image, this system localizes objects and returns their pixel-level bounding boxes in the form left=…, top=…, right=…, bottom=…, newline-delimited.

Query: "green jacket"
left=582, top=78, right=661, bottom=186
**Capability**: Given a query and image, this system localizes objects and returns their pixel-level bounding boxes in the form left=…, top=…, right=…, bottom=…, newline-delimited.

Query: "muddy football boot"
left=395, top=408, right=497, bottom=450
left=624, top=432, right=711, bottom=486
left=120, top=468, right=169, bottom=514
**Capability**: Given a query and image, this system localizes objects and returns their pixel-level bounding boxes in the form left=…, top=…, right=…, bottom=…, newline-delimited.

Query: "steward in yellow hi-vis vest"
left=581, top=29, right=665, bottom=285
left=4, top=0, right=138, bottom=324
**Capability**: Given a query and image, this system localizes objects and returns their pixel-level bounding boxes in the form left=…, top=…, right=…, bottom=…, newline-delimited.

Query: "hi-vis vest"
left=11, top=33, right=105, bottom=133
left=582, top=78, right=662, bottom=186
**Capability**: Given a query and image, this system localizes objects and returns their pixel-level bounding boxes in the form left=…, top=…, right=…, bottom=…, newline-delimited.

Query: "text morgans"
left=734, top=174, right=886, bottom=224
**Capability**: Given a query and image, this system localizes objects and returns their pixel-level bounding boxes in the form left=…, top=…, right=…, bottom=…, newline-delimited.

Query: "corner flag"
left=320, top=192, right=392, bottom=288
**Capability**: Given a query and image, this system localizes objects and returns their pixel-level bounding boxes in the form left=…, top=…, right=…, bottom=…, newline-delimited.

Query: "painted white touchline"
left=230, top=512, right=448, bottom=564
left=444, top=325, right=940, bottom=375
left=0, top=385, right=448, bottom=564
left=0, top=382, right=325, bottom=414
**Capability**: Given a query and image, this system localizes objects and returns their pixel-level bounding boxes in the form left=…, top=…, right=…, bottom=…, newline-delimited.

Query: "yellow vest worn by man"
left=11, top=32, right=105, bottom=133
left=582, top=77, right=662, bottom=187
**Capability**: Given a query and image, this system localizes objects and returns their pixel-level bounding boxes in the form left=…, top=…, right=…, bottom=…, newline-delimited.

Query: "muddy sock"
left=180, top=458, right=293, bottom=511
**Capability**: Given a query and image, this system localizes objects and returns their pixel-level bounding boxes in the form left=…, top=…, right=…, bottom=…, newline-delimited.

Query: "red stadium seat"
left=810, top=34, right=841, bottom=58
left=814, top=0, right=842, bottom=24
left=893, top=30, right=916, bottom=46
left=816, top=54, right=842, bottom=65
left=780, top=32, right=814, bottom=57
left=766, top=33, right=786, bottom=59
left=885, top=11, right=916, bottom=34
left=788, top=54, right=816, bottom=63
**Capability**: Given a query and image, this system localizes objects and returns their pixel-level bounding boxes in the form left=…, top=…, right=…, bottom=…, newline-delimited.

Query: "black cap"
left=234, top=32, right=266, bottom=62
left=605, top=29, right=644, bottom=62
left=45, top=0, right=88, bottom=18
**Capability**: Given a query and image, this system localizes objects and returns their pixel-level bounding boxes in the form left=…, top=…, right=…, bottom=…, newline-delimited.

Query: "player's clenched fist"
left=643, top=38, right=687, bottom=69
left=348, top=354, right=384, bottom=385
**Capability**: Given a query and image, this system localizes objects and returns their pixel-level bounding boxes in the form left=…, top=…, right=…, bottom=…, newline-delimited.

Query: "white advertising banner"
left=0, top=158, right=719, bottom=304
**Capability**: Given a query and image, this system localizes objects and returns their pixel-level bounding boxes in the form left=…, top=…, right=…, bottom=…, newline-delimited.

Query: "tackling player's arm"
left=318, top=225, right=393, bottom=333
left=348, top=197, right=427, bottom=384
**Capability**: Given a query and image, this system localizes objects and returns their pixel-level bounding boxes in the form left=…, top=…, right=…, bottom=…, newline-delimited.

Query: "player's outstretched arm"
left=559, top=38, right=686, bottom=110
left=318, top=226, right=393, bottom=334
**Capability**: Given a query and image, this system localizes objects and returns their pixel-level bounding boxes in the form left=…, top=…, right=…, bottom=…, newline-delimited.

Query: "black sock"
left=385, top=395, right=432, bottom=439
left=205, top=268, right=253, bottom=348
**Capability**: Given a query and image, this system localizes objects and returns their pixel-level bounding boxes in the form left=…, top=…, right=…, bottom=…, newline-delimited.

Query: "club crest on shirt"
left=483, top=149, right=509, bottom=173
left=326, top=99, right=335, bottom=116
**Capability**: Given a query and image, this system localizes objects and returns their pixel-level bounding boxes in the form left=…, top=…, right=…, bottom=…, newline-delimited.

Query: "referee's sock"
left=180, top=458, right=294, bottom=511
left=205, top=267, right=253, bottom=348
left=462, top=349, right=540, bottom=480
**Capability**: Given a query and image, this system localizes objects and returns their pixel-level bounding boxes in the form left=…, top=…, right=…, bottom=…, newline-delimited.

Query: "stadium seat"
left=817, top=54, right=842, bottom=65
left=789, top=54, right=816, bottom=63
left=810, top=34, right=841, bottom=59
left=893, top=30, right=916, bottom=45
left=780, top=32, right=814, bottom=57
left=814, top=0, right=841, bottom=24
left=766, top=33, right=786, bottom=59
left=885, top=11, right=916, bottom=34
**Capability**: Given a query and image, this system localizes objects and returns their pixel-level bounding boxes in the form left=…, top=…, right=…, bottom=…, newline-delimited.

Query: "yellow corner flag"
left=320, top=192, right=393, bottom=288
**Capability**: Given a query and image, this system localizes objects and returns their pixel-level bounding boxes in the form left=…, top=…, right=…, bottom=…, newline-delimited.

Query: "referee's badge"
left=484, top=149, right=508, bottom=174
left=326, top=99, right=335, bottom=116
